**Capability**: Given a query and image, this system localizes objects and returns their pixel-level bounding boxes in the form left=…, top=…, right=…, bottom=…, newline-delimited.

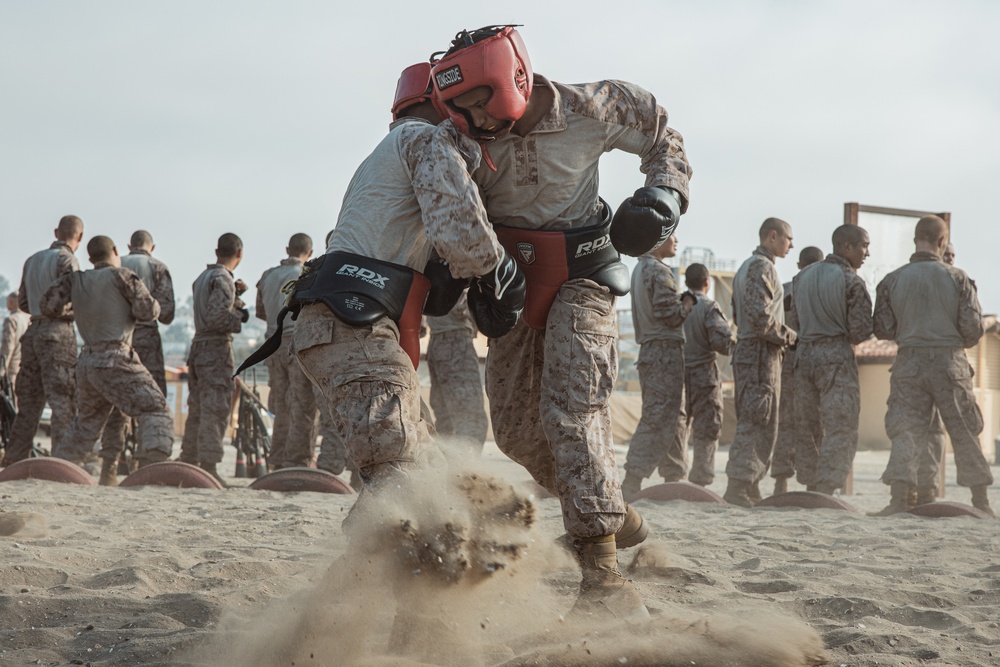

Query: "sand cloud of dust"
left=186, top=458, right=828, bottom=667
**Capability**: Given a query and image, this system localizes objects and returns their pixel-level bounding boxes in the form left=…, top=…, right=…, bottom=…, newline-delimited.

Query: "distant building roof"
left=855, top=338, right=898, bottom=364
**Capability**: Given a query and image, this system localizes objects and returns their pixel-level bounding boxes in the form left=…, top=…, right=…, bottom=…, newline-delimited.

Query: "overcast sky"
left=2, top=1, right=999, bottom=312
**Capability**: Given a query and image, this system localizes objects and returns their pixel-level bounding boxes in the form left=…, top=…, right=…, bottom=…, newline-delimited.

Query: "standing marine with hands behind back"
left=872, top=215, right=993, bottom=517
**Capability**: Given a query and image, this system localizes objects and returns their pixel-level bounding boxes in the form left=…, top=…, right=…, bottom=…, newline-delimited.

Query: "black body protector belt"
left=494, top=200, right=630, bottom=330
left=234, top=252, right=430, bottom=375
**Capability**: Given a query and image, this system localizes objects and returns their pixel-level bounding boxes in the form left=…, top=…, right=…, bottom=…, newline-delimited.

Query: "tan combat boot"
left=971, top=485, right=995, bottom=518
left=620, top=472, right=643, bottom=500
left=570, top=535, right=649, bottom=622
left=723, top=478, right=756, bottom=507
left=870, top=482, right=910, bottom=516
left=747, top=479, right=763, bottom=503
left=557, top=503, right=649, bottom=556
left=615, top=504, right=649, bottom=549
left=99, top=457, right=119, bottom=487
left=915, top=485, right=937, bottom=506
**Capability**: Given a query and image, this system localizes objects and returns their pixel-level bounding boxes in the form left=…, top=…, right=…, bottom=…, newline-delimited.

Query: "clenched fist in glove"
left=468, top=250, right=526, bottom=338
left=423, top=256, right=471, bottom=317
left=609, top=186, right=682, bottom=257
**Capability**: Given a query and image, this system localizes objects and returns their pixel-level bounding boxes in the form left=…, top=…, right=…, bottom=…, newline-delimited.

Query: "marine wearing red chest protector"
left=431, top=24, right=693, bottom=621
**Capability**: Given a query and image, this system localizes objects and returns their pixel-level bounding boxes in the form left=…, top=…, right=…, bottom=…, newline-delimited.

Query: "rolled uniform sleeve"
left=17, top=276, right=28, bottom=314
left=873, top=276, right=896, bottom=341
left=598, top=80, right=693, bottom=212
left=402, top=121, right=504, bottom=279
left=646, top=261, right=687, bottom=328
left=117, top=269, right=160, bottom=324
left=153, top=263, right=176, bottom=325
left=956, top=273, right=984, bottom=348
left=746, top=260, right=795, bottom=347
left=40, top=274, right=74, bottom=320
left=205, top=274, right=244, bottom=334
left=705, top=304, right=735, bottom=356
left=846, top=275, right=875, bottom=345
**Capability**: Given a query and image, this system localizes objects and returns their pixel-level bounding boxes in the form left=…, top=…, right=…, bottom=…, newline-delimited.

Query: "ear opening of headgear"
left=430, top=25, right=533, bottom=142
left=391, top=62, right=434, bottom=121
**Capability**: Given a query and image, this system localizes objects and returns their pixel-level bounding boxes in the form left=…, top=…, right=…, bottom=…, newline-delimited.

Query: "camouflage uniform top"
left=631, top=255, right=686, bottom=345
left=1, top=310, right=30, bottom=373
left=41, top=263, right=159, bottom=349
left=732, top=245, right=796, bottom=347
left=683, top=290, right=735, bottom=366
left=782, top=280, right=799, bottom=332
left=793, top=254, right=873, bottom=344
left=328, top=117, right=503, bottom=280
left=18, top=241, right=80, bottom=319
left=874, top=251, right=983, bottom=349
left=471, top=76, right=692, bottom=230
left=256, top=257, right=303, bottom=338
left=121, top=249, right=175, bottom=329
left=191, top=264, right=244, bottom=343
left=427, top=292, right=476, bottom=337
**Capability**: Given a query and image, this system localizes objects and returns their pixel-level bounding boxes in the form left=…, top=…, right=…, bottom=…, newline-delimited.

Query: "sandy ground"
left=1, top=437, right=999, bottom=667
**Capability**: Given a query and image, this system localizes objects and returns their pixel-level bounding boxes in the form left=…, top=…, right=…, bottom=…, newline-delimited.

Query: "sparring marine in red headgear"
left=430, top=25, right=532, bottom=144
left=391, top=62, right=434, bottom=121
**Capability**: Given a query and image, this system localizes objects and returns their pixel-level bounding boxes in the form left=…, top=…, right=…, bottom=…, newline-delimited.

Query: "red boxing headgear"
left=391, top=62, right=434, bottom=121
left=431, top=26, right=533, bottom=140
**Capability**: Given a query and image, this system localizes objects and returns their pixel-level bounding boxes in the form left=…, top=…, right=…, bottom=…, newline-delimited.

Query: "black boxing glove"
left=467, top=250, right=526, bottom=338
left=238, top=307, right=250, bottom=323
left=609, top=186, right=682, bottom=257
left=423, top=256, right=472, bottom=317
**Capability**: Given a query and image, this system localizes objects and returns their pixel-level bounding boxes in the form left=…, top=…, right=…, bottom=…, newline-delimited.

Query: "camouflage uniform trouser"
left=427, top=329, right=488, bottom=453
left=624, top=339, right=687, bottom=482
left=726, top=338, right=783, bottom=484
left=486, top=279, right=624, bottom=539
left=684, top=361, right=723, bottom=486
left=280, top=342, right=324, bottom=469
left=292, top=304, right=437, bottom=481
left=264, top=336, right=293, bottom=466
left=770, top=349, right=797, bottom=479
left=103, top=325, right=168, bottom=456
left=132, top=326, right=167, bottom=394
left=4, top=319, right=76, bottom=462
left=179, top=339, right=235, bottom=465
left=919, top=409, right=947, bottom=489
left=53, top=344, right=173, bottom=463
left=314, top=387, right=350, bottom=475
left=882, top=347, right=993, bottom=488
left=793, top=338, right=861, bottom=490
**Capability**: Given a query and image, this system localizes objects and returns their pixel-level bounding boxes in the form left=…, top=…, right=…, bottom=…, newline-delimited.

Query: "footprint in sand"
left=0, top=512, right=49, bottom=538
